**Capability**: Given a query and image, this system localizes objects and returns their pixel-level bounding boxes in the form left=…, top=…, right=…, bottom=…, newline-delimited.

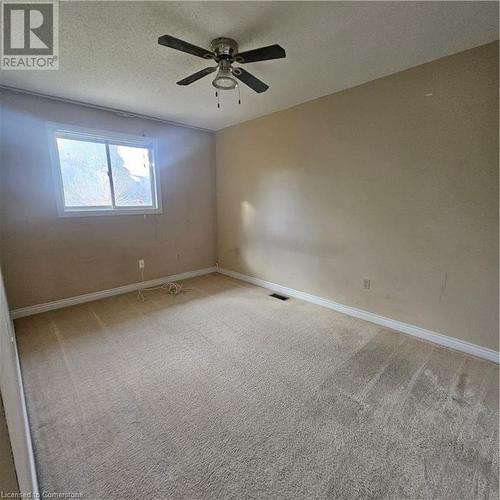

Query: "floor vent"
left=269, top=293, right=289, bottom=301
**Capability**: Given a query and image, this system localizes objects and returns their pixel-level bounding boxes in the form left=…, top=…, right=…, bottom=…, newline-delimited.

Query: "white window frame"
left=46, top=122, right=162, bottom=217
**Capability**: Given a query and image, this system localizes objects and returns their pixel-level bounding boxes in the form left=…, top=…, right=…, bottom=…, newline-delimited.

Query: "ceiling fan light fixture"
left=212, top=63, right=237, bottom=90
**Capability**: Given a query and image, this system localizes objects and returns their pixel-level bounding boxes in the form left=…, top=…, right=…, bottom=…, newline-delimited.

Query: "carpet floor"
left=16, top=273, right=499, bottom=499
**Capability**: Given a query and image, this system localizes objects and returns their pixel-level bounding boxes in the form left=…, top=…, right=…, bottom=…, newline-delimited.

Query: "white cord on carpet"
left=137, top=268, right=188, bottom=302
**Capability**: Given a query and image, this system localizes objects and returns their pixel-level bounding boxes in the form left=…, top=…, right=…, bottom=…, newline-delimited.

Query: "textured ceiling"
left=1, top=1, right=498, bottom=130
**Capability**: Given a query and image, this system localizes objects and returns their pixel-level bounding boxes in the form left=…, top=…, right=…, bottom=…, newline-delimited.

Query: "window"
left=47, top=123, right=161, bottom=216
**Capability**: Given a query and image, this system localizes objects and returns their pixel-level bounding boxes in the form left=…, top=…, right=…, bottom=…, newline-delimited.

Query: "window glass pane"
left=109, top=145, right=154, bottom=207
left=56, top=137, right=112, bottom=207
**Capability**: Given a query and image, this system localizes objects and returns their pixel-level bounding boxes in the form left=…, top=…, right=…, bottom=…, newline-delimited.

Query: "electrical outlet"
left=363, top=278, right=371, bottom=290
left=138, top=259, right=145, bottom=269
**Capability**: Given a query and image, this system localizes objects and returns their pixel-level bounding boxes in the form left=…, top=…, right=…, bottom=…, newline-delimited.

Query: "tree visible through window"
left=57, top=138, right=112, bottom=207
left=109, top=144, right=153, bottom=207
left=52, top=128, right=159, bottom=215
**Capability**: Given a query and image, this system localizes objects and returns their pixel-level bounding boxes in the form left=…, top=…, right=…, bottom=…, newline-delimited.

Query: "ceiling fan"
left=158, top=35, right=286, bottom=95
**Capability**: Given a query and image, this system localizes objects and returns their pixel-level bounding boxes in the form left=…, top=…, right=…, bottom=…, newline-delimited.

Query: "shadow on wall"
left=232, top=170, right=345, bottom=279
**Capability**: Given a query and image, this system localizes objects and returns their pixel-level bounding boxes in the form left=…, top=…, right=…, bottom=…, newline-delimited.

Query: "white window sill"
left=58, top=207, right=163, bottom=218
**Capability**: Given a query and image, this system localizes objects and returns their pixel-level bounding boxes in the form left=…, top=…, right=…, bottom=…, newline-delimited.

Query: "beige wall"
left=0, top=396, right=18, bottom=495
left=0, top=91, right=216, bottom=309
left=216, top=42, right=499, bottom=351
left=1, top=44, right=498, bottom=351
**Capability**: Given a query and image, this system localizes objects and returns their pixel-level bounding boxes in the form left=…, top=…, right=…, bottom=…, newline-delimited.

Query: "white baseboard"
left=11, top=265, right=498, bottom=364
left=218, top=268, right=499, bottom=364
left=10, top=267, right=217, bottom=319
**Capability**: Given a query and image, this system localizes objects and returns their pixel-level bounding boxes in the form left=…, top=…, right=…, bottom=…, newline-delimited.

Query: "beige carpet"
left=16, top=273, right=499, bottom=499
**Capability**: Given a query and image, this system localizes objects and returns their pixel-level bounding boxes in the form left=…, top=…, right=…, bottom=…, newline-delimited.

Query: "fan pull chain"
left=237, top=84, right=241, bottom=105
left=216, top=90, right=220, bottom=109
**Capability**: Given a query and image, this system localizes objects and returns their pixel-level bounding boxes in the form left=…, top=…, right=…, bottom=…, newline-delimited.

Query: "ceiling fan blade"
left=158, top=34, right=214, bottom=59
left=233, top=68, right=269, bottom=93
left=235, top=44, right=286, bottom=63
left=176, top=67, right=217, bottom=86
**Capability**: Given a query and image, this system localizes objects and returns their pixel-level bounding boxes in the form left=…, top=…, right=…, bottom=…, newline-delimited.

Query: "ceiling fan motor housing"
left=210, top=38, right=239, bottom=60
